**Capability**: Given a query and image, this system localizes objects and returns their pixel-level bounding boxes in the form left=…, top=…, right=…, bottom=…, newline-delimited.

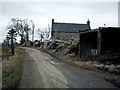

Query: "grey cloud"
left=2, top=2, right=117, bottom=17
left=2, top=2, right=33, bottom=17
left=0, top=1, right=118, bottom=42
left=1, top=2, right=118, bottom=28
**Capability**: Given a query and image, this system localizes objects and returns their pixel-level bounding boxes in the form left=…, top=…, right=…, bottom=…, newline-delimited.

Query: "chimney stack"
left=87, top=19, right=90, bottom=26
left=52, top=19, right=54, bottom=24
left=51, top=19, right=54, bottom=37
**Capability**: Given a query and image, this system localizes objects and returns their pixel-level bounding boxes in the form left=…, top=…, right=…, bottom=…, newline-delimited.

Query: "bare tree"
left=7, top=28, right=17, bottom=55
left=47, top=24, right=51, bottom=39
left=23, top=19, right=35, bottom=46
left=38, top=29, right=44, bottom=42
left=7, top=18, right=25, bottom=44
left=30, top=20, right=35, bottom=42
left=7, top=18, right=35, bottom=46
left=37, top=25, right=50, bottom=42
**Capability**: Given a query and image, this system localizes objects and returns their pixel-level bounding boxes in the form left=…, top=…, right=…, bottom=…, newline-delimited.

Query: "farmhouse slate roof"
left=52, top=22, right=91, bottom=32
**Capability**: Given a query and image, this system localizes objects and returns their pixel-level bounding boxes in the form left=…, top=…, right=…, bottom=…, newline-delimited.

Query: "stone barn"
left=51, top=19, right=91, bottom=41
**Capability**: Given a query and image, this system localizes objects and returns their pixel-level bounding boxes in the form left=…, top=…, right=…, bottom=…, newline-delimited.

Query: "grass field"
left=2, top=47, right=25, bottom=89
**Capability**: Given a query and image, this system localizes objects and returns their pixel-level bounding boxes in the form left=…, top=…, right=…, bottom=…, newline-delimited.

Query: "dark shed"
left=79, top=27, right=120, bottom=60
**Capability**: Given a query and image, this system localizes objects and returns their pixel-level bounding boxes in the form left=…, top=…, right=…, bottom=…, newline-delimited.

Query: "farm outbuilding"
left=79, top=27, right=120, bottom=61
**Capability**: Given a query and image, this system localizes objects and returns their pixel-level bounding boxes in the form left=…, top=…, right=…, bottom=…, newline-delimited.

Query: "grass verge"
left=2, top=47, right=25, bottom=89
left=39, top=48, right=84, bottom=68
left=41, top=49, right=73, bottom=61
left=39, top=49, right=108, bottom=72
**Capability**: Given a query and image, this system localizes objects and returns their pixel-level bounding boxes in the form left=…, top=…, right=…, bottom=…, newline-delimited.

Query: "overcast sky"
left=0, top=0, right=119, bottom=42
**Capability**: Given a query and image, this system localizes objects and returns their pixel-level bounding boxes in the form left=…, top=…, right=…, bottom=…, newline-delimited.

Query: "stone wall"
left=52, top=32, right=79, bottom=42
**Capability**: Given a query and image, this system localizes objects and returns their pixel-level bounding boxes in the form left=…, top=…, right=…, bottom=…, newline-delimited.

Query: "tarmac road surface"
left=19, top=47, right=118, bottom=88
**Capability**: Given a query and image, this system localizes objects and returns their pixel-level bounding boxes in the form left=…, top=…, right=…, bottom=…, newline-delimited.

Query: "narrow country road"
left=19, top=47, right=118, bottom=88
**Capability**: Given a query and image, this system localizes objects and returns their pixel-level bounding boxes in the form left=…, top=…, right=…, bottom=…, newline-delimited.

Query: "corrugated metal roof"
left=52, top=22, right=91, bottom=32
